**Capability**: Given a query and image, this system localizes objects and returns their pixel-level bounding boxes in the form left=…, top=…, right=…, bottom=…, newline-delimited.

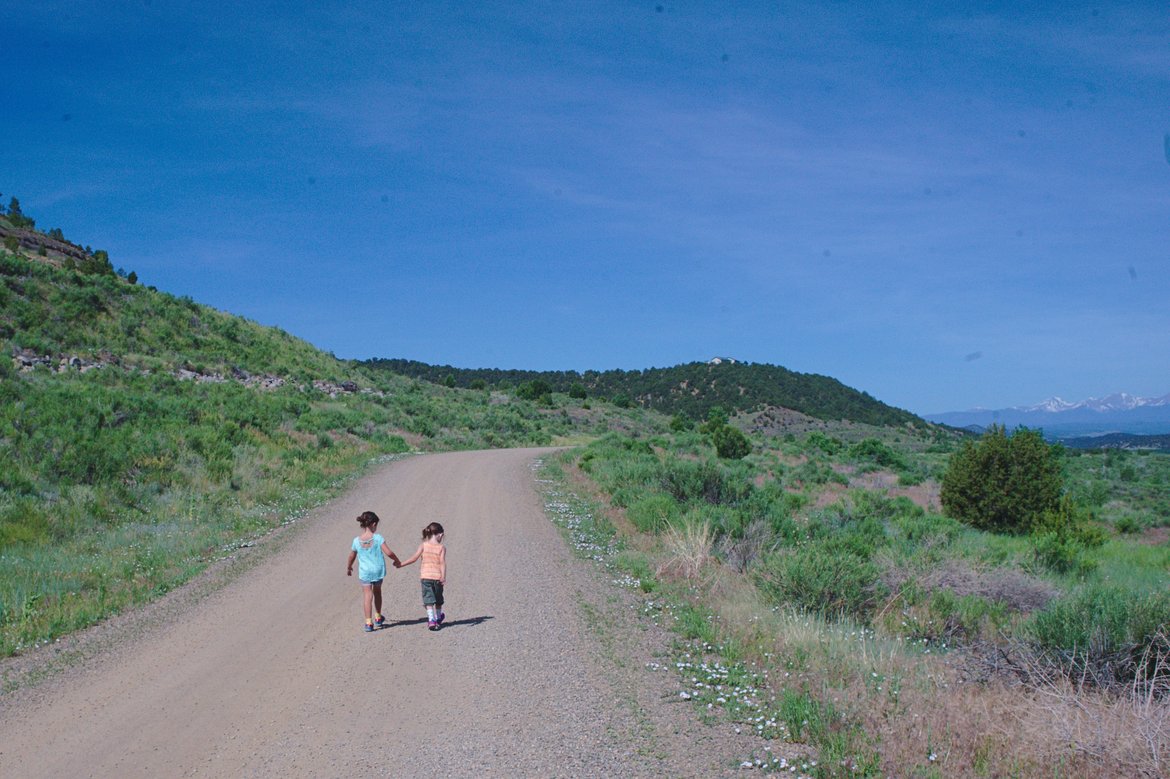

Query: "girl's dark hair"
left=422, top=522, right=444, bottom=539
left=357, top=511, right=380, bottom=529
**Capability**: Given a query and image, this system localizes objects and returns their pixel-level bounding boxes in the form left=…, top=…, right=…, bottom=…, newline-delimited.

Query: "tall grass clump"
left=1028, top=584, right=1170, bottom=686
left=657, top=515, right=715, bottom=580
left=756, top=546, right=884, bottom=619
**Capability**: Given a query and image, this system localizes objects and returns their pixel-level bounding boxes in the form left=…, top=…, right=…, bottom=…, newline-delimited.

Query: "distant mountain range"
left=926, top=393, right=1170, bottom=439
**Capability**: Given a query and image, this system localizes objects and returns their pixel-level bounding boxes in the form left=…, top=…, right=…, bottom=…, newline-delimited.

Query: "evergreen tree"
left=711, top=424, right=751, bottom=459
left=940, top=425, right=1063, bottom=533
left=516, top=379, right=552, bottom=400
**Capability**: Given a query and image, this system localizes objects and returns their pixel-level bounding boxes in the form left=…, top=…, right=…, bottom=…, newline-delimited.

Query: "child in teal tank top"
left=346, top=511, right=402, bottom=632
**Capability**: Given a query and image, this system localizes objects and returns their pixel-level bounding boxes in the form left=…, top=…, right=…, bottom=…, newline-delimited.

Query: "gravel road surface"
left=0, top=448, right=763, bottom=777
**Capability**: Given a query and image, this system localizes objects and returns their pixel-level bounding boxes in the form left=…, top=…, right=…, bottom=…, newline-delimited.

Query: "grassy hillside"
left=5, top=196, right=1168, bottom=773
left=535, top=413, right=1170, bottom=776
left=365, top=357, right=922, bottom=427
left=0, top=231, right=659, bottom=657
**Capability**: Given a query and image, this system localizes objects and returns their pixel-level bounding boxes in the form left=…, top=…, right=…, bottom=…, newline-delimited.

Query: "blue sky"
left=4, top=1, right=1168, bottom=414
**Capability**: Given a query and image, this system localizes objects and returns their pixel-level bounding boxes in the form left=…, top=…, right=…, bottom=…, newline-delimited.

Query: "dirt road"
left=0, top=448, right=752, bottom=777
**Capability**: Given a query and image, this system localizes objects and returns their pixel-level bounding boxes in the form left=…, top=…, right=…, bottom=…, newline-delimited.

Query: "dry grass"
left=880, top=558, right=1059, bottom=613
left=662, top=554, right=1169, bottom=776
left=656, top=519, right=714, bottom=580
left=715, top=517, right=772, bottom=573
left=1015, top=631, right=1170, bottom=777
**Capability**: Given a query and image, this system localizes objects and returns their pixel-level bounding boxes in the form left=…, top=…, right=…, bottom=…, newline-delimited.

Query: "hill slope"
left=365, top=357, right=922, bottom=428
left=0, top=223, right=651, bottom=655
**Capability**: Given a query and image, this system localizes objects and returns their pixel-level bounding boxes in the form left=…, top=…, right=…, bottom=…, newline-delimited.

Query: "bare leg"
left=372, top=583, right=383, bottom=617
left=362, top=585, right=374, bottom=621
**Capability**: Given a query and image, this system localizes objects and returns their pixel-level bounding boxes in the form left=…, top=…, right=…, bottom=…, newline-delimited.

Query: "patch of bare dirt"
left=1138, top=526, right=1170, bottom=546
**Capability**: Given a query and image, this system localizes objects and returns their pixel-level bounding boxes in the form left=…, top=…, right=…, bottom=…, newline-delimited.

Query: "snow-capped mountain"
left=1022, top=393, right=1170, bottom=413
left=926, top=392, right=1170, bottom=438
left=1026, top=397, right=1080, bottom=413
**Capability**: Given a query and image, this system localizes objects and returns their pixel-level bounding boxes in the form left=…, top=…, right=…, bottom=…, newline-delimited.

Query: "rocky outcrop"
left=12, top=349, right=115, bottom=373
left=11, top=349, right=376, bottom=397
left=0, top=223, right=90, bottom=264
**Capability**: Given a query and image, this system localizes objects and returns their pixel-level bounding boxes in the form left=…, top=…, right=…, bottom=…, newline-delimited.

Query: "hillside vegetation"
left=538, top=409, right=1170, bottom=776
left=8, top=194, right=1167, bottom=776
left=0, top=213, right=657, bottom=656
left=365, top=357, right=921, bottom=427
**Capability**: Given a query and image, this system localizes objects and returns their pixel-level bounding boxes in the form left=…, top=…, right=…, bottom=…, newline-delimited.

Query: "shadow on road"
left=380, top=615, right=494, bottom=630
left=440, top=615, right=493, bottom=629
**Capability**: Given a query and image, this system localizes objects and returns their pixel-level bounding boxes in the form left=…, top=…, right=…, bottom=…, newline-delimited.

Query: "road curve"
left=0, top=448, right=750, bottom=777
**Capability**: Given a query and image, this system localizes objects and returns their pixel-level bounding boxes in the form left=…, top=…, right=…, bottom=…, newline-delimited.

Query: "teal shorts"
left=421, top=579, right=444, bottom=607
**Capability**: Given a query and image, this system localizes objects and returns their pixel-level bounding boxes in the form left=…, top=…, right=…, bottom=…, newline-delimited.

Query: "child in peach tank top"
left=399, top=522, right=446, bottom=631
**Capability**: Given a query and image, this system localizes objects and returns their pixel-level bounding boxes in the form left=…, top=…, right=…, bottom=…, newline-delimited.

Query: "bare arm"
left=398, top=543, right=423, bottom=567
left=346, top=549, right=357, bottom=576
left=438, top=544, right=446, bottom=585
left=381, top=541, right=402, bottom=568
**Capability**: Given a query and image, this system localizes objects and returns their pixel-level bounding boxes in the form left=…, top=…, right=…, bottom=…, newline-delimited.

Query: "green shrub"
left=899, top=589, right=1008, bottom=643
left=698, top=406, right=729, bottom=434
left=659, top=457, right=752, bottom=506
left=381, top=434, right=409, bottom=453
left=896, top=469, right=925, bottom=486
left=819, top=518, right=886, bottom=560
left=1028, top=584, right=1170, bottom=684
left=515, top=379, right=552, bottom=400
left=804, top=431, right=843, bottom=455
left=627, top=493, right=678, bottom=533
left=890, top=511, right=962, bottom=547
left=711, top=424, right=751, bottom=459
left=789, top=458, right=845, bottom=487
left=756, top=546, right=885, bottom=619
left=1031, top=531, right=1097, bottom=576
left=1115, top=515, right=1141, bottom=534
left=1029, top=497, right=1106, bottom=575
left=848, top=437, right=907, bottom=470
left=0, top=500, right=53, bottom=547
left=940, top=425, right=1063, bottom=534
